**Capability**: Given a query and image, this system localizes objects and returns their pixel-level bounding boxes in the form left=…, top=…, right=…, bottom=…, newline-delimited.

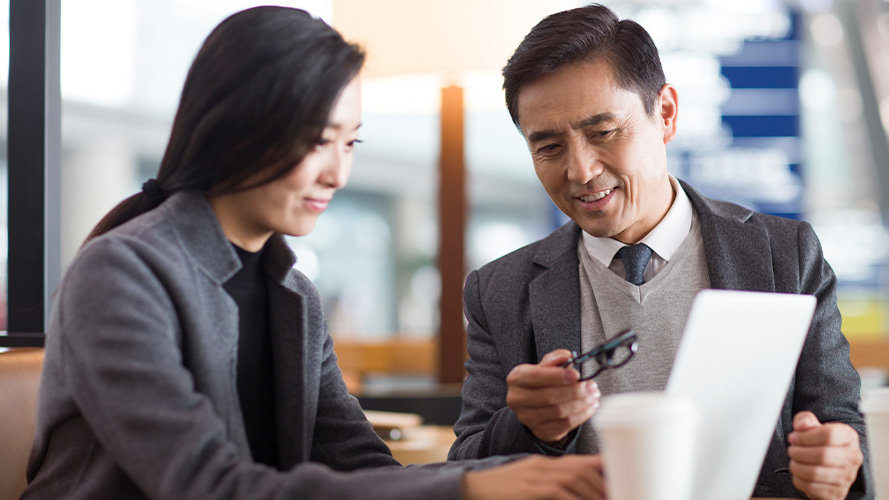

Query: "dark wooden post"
left=438, top=85, right=467, bottom=383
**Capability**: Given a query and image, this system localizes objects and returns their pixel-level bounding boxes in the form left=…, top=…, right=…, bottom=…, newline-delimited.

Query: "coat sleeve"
left=50, top=237, right=464, bottom=500
left=790, top=222, right=873, bottom=499
left=756, top=221, right=873, bottom=499
left=448, top=270, right=578, bottom=460
left=309, top=327, right=403, bottom=470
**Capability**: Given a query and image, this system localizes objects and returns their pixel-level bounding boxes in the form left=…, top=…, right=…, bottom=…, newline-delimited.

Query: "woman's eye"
left=346, top=139, right=363, bottom=149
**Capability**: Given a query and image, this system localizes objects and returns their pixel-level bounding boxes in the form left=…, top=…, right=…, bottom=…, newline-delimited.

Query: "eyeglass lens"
left=574, top=331, right=637, bottom=381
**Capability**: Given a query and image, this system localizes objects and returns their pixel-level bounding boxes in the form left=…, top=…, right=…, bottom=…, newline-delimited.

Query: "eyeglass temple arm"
left=563, top=330, right=637, bottom=366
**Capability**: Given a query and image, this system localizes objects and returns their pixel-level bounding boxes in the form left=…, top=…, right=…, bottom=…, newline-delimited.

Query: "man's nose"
left=566, top=144, right=603, bottom=184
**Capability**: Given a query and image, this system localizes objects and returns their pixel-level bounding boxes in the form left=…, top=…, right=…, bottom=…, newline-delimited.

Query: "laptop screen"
left=666, top=289, right=816, bottom=500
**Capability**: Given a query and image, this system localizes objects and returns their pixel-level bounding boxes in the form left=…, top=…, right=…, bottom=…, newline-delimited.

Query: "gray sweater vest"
left=575, top=217, right=710, bottom=453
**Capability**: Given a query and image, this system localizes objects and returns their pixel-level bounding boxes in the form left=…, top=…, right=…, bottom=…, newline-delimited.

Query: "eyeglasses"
left=560, top=329, right=638, bottom=381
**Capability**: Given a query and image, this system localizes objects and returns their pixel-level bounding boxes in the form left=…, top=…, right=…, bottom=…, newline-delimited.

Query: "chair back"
left=0, top=348, right=43, bottom=500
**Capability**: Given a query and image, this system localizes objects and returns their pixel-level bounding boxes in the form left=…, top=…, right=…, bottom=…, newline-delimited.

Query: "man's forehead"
left=517, top=85, right=641, bottom=139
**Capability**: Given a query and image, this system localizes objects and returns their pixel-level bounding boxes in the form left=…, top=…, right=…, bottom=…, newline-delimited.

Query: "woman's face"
left=211, top=76, right=362, bottom=251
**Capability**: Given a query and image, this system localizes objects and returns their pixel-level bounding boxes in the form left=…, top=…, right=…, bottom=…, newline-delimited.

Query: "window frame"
left=0, top=0, right=61, bottom=348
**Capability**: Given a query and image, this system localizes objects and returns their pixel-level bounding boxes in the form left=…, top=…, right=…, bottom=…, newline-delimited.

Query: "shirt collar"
left=581, top=176, right=693, bottom=267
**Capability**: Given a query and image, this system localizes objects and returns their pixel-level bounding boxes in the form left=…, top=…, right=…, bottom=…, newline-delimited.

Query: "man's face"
left=516, top=58, right=678, bottom=244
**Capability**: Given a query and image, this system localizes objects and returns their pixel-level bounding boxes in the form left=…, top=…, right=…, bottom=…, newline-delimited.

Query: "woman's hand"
left=462, top=454, right=606, bottom=500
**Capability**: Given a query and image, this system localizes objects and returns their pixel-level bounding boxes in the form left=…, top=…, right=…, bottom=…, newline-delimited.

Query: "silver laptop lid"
left=666, top=289, right=816, bottom=500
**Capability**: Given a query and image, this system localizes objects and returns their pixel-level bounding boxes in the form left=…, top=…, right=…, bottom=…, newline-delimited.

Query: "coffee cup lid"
left=594, top=392, right=698, bottom=428
left=860, top=387, right=889, bottom=413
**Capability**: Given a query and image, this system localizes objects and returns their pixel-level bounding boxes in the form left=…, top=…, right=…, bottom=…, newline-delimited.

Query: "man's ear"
left=658, top=84, right=678, bottom=144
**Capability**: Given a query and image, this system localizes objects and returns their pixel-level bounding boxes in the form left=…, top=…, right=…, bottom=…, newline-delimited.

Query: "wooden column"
left=438, top=85, right=467, bottom=383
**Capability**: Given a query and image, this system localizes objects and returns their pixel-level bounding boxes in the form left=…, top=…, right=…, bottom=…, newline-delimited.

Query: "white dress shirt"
left=581, top=176, right=694, bottom=283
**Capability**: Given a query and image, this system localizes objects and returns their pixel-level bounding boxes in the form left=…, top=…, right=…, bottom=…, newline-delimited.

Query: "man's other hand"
left=505, top=349, right=600, bottom=444
left=788, top=411, right=863, bottom=500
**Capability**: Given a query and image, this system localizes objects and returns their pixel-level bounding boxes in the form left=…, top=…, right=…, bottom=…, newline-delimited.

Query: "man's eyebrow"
left=526, top=112, right=618, bottom=144
left=527, top=130, right=559, bottom=144
left=577, top=112, right=617, bottom=129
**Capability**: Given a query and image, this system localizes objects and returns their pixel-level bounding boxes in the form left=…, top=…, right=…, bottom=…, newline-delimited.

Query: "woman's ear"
left=658, top=84, right=678, bottom=144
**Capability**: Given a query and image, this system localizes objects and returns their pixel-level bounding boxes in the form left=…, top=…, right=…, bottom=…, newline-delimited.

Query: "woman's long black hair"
left=85, top=6, right=365, bottom=243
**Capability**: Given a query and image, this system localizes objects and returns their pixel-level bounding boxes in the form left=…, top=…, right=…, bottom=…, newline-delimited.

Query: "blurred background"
left=1, top=0, right=888, bottom=398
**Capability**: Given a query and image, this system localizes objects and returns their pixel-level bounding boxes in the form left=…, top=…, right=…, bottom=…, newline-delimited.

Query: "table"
left=383, top=428, right=803, bottom=500
left=385, top=425, right=455, bottom=464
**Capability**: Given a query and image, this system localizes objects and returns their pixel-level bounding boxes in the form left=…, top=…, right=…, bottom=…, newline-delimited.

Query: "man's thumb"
left=793, top=411, right=821, bottom=431
left=540, top=349, right=574, bottom=367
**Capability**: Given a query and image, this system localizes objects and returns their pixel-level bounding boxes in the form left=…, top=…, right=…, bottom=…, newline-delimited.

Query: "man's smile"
left=578, top=188, right=614, bottom=203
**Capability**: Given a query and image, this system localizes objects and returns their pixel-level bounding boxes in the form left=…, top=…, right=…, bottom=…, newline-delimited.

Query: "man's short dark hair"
left=502, top=4, right=666, bottom=129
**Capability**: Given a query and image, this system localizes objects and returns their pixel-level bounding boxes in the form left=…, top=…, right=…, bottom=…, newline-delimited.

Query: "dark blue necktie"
left=615, top=243, right=653, bottom=286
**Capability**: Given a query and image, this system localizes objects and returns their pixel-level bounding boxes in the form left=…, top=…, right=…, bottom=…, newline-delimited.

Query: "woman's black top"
left=223, top=243, right=279, bottom=468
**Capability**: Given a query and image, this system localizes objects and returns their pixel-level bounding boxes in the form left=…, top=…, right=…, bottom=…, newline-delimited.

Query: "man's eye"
left=591, top=130, right=614, bottom=139
left=536, top=143, right=561, bottom=154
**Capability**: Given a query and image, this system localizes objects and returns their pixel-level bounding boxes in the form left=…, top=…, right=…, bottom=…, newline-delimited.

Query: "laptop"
left=666, top=289, right=817, bottom=500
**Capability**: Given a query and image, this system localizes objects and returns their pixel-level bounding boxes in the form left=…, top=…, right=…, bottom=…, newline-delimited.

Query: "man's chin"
left=577, top=224, right=617, bottom=240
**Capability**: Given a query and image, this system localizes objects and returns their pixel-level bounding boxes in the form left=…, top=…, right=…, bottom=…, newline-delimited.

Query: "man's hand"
left=506, top=349, right=600, bottom=444
left=462, top=454, right=606, bottom=500
left=788, top=411, right=863, bottom=500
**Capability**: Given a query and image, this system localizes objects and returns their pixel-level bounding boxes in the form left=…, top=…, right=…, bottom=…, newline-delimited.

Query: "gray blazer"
left=449, top=181, right=872, bottom=499
left=23, top=191, right=464, bottom=500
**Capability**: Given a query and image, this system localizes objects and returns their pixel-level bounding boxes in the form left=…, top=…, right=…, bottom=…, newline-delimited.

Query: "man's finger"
left=508, top=350, right=583, bottom=388
left=792, top=411, right=821, bottom=431
left=518, top=396, right=598, bottom=424
left=540, top=349, right=575, bottom=367
left=509, top=381, right=598, bottom=409
left=789, top=423, right=859, bottom=447
left=789, top=459, right=859, bottom=489
left=788, top=442, right=861, bottom=468
left=791, top=474, right=849, bottom=500
left=507, top=364, right=581, bottom=388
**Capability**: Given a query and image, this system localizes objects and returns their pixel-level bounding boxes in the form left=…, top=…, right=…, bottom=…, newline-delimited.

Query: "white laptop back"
left=666, top=289, right=816, bottom=500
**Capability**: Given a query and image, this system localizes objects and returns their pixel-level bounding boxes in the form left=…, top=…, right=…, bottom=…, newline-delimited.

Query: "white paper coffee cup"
left=594, top=392, right=698, bottom=500
left=860, top=387, right=889, bottom=500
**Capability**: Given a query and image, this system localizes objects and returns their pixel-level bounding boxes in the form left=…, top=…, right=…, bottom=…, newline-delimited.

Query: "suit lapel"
left=265, top=237, right=311, bottom=468
left=529, top=224, right=583, bottom=361
left=682, top=181, right=775, bottom=292
left=526, top=183, right=776, bottom=363
left=269, top=284, right=310, bottom=468
left=523, top=181, right=776, bottom=385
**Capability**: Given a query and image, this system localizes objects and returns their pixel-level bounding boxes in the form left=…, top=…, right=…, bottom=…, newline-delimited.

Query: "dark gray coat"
left=23, top=191, right=463, bottom=500
left=449, top=181, right=873, bottom=499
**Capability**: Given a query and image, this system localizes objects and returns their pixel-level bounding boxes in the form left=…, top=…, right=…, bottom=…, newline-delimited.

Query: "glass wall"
left=56, top=0, right=557, bottom=341
left=799, top=0, right=889, bottom=341
left=46, top=0, right=889, bottom=356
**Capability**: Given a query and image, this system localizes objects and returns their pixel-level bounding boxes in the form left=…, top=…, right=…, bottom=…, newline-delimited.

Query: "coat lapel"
left=163, top=191, right=249, bottom=453
left=529, top=224, right=584, bottom=361
left=265, top=235, right=312, bottom=468
left=268, top=284, right=310, bottom=468
left=681, top=181, right=776, bottom=292
left=525, top=182, right=777, bottom=363
left=165, top=193, right=317, bottom=467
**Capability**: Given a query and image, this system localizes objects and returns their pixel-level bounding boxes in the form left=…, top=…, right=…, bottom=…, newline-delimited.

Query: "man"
left=448, top=4, right=871, bottom=499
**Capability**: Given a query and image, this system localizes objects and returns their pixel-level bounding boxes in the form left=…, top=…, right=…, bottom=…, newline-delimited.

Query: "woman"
left=22, top=6, right=605, bottom=500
